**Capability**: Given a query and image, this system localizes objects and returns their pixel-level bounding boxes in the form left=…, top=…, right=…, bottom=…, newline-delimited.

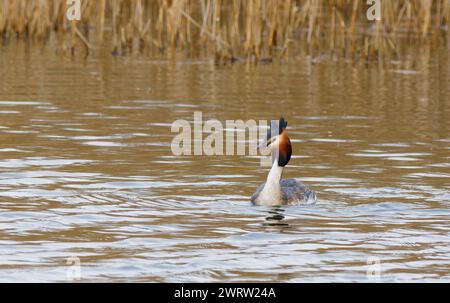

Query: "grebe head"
left=266, top=117, right=292, bottom=167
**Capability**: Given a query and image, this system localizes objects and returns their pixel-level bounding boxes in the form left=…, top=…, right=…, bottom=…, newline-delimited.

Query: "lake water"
left=0, top=41, right=449, bottom=282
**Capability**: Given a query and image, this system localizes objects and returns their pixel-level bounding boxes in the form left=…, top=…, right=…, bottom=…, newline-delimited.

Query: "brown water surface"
left=0, top=42, right=449, bottom=282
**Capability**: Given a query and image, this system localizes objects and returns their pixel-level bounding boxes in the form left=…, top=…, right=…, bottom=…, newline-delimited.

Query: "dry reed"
left=0, top=0, right=449, bottom=62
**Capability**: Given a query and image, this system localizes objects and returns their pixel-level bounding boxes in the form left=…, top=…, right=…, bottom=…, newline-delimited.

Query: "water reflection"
left=0, top=42, right=449, bottom=282
left=263, top=207, right=290, bottom=229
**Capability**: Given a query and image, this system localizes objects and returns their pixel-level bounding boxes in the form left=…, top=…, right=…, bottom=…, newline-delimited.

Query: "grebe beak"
left=258, top=135, right=279, bottom=149
left=265, top=135, right=278, bottom=147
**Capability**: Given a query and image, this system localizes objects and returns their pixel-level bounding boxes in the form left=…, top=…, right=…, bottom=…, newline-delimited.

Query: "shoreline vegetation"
left=0, top=0, right=449, bottom=63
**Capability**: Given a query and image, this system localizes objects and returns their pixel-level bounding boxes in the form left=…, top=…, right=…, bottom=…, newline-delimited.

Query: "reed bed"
left=0, top=0, right=449, bottom=62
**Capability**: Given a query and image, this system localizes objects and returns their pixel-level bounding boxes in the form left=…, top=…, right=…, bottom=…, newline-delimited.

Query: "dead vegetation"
left=0, top=0, right=448, bottom=62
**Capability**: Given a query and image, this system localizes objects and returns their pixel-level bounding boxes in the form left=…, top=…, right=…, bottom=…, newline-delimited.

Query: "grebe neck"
left=266, top=160, right=284, bottom=185
left=257, top=160, right=284, bottom=204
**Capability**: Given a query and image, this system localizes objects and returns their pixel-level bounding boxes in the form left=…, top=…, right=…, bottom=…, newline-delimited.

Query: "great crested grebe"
left=251, top=118, right=316, bottom=206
